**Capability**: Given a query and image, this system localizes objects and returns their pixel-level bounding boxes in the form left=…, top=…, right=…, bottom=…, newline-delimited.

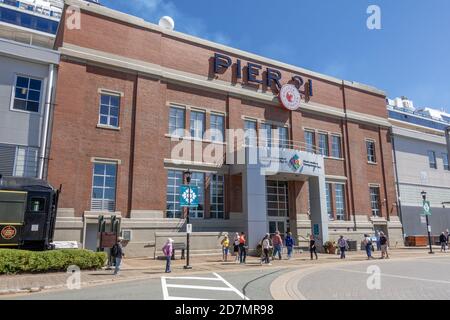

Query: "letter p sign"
left=366, top=5, right=381, bottom=30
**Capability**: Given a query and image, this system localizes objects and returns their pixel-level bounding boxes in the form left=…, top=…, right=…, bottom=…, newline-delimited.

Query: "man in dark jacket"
left=440, top=232, right=448, bottom=252
left=111, top=238, right=125, bottom=275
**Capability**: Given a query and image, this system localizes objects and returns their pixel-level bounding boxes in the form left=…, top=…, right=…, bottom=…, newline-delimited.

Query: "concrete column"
left=242, top=162, right=267, bottom=250
left=308, top=175, right=329, bottom=250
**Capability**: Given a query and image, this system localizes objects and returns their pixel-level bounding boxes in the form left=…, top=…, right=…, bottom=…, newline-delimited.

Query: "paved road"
left=5, top=254, right=450, bottom=300
left=280, top=255, right=450, bottom=300
left=6, top=268, right=286, bottom=300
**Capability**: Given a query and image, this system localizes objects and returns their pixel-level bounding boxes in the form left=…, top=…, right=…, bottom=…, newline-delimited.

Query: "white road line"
left=161, top=277, right=169, bottom=300
left=166, top=296, right=212, bottom=300
left=166, top=284, right=235, bottom=291
left=332, top=268, right=450, bottom=285
left=164, top=276, right=222, bottom=281
left=213, top=272, right=250, bottom=300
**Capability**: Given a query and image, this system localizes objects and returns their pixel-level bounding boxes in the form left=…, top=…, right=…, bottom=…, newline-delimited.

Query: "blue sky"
left=101, top=0, right=450, bottom=112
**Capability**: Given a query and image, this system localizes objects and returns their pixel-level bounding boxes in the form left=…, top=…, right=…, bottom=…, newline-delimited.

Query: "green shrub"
left=0, top=249, right=107, bottom=275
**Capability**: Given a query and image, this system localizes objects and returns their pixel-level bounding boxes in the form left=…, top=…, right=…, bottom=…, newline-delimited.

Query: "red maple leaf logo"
left=286, top=92, right=293, bottom=102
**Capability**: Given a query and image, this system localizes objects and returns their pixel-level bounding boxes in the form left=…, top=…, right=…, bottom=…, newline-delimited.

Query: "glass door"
left=267, top=180, right=290, bottom=238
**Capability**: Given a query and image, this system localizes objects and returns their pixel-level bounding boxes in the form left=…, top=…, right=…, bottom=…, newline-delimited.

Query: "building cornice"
left=0, top=38, right=59, bottom=65
left=59, top=43, right=391, bottom=128
left=64, top=0, right=385, bottom=97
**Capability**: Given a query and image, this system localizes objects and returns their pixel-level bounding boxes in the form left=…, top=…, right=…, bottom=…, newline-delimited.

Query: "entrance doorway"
left=267, top=180, right=290, bottom=238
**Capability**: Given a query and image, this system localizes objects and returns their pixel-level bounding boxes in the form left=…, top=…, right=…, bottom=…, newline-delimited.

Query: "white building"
left=0, top=0, right=62, bottom=179
left=388, top=97, right=450, bottom=236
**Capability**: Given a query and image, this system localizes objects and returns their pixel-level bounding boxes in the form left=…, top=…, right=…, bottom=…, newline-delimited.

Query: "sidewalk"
left=0, top=247, right=444, bottom=296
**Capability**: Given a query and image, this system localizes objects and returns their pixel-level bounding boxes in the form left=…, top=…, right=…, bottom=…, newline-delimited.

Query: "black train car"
left=0, top=176, right=60, bottom=250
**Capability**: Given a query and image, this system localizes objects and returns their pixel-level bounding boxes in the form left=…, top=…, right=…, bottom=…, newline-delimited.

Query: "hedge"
left=0, top=249, right=107, bottom=274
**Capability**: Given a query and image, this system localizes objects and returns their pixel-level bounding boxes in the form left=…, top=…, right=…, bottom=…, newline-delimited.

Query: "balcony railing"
left=0, top=0, right=62, bottom=19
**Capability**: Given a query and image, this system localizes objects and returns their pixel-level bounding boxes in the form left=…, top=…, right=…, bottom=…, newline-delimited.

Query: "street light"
left=184, top=170, right=192, bottom=269
left=421, top=191, right=434, bottom=254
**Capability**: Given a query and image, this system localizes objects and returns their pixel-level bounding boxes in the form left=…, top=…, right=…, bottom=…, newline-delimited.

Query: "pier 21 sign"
left=213, top=53, right=313, bottom=111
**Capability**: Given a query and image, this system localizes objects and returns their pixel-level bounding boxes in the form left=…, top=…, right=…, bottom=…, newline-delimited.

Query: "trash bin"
left=347, top=240, right=357, bottom=251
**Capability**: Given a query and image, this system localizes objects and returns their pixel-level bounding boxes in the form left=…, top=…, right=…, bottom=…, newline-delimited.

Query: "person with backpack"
left=239, top=232, right=247, bottom=264
left=221, top=234, right=230, bottom=262
left=363, top=234, right=373, bottom=259
left=261, top=233, right=272, bottom=265
left=111, top=237, right=125, bottom=275
left=338, top=235, right=348, bottom=259
left=285, top=232, right=294, bottom=259
left=162, top=238, right=174, bottom=273
left=272, top=231, right=283, bottom=260
left=233, top=232, right=240, bottom=263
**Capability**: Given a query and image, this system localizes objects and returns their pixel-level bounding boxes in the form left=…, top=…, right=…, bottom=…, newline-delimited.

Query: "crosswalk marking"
left=161, top=272, right=249, bottom=300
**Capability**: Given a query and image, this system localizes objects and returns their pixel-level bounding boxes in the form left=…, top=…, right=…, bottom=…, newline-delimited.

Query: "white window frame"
left=331, top=134, right=342, bottom=159
left=304, top=129, right=315, bottom=153
left=168, top=105, right=186, bottom=137
left=210, top=113, right=225, bottom=142
left=369, top=185, right=381, bottom=217
left=190, top=109, right=206, bottom=140
left=91, top=161, right=118, bottom=212
left=10, top=74, right=43, bottom=114
left=98, top=91, right=121, bottom=129
left=366, top=139, right=377, bottom=164
left=244, top=119, right=257, bottom=147
left=318, top=132, right=329, bottom=157
left=210, top=174, right=225, bottom=219
left=334, top=183, right=345, bottom=221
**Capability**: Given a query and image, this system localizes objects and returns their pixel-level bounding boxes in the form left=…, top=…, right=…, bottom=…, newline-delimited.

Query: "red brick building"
left=49, top=0, right=402, bottom=256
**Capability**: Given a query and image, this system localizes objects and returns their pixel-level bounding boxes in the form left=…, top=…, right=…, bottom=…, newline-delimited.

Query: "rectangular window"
left=91, top=162, right=117, bottom=212
left=12, top=75, right=42, bottom=112
left=189, top=172, right=205, bottom=219
left=335, top=184, right=345, bottom=221
left=278, top=127, right=289, bottom=149
left=331, top=135, right=342, bottom=158
left=427, top=151, right=437, bottom=169
left=266, top=180, right=288, bottom=217
left=169, top=107, right=185, bottom=136
left=366, top=140, right=376, bottom=163
left=99, top=93, right=120, bottom=128
left=325, top=183, right=333, bottom=220
left=166, top=170, right=183, bottom=218
left=13, top=146, right=38, bottom=178
left=369, top=186, right=381, bottom=217
left=244, top=120, right=257, bottom=147
left=318, top=133, right=329, bottom=156
left=443, top=153, right=449, bottom=171
left=190, top=111, right=205, bottom=139
left=210, top=174, right=225, bottom=219
left=261, top=123, right=272, bottom=148
left=305, top=130, right=315, bottom=153
left=210, top=114, right=224, bottom=142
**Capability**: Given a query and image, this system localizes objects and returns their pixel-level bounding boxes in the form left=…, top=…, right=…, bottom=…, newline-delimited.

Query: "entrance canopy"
left=231, top=147, right=328, bottom=250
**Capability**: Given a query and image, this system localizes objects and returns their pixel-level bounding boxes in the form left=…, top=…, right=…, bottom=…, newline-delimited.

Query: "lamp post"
left=421, top=191, right=434, bottom=254
left=184, top=170, right=192, bottom=269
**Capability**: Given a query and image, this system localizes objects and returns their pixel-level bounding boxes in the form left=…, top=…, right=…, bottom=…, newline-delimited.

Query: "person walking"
left=446, top=229, right=450, bottom=251
left=262, top=233, right=272, bottom=265
left=285, top=232, right=294, bottom=259
left=338, top=235, right=348, bottom=259
left=272, top=231, right=283, bottom=260
left=162, top=238, right=174, bottom=273
left=379, top=232, right=389, bottom=259
left=221, top=234, right=230, bottom=262
left=239, top=232, right=247, bottom=264
left=233, top=232, right=240, bottom=263
left=376, top=231, right=381, bottom=251
left=363, top=234, right=373, bottom=259
left=111, top=237, right=125, bottom=275
left=309, top=235, right=318, bottom=260
left=440, top=232, right=448, bottom=253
